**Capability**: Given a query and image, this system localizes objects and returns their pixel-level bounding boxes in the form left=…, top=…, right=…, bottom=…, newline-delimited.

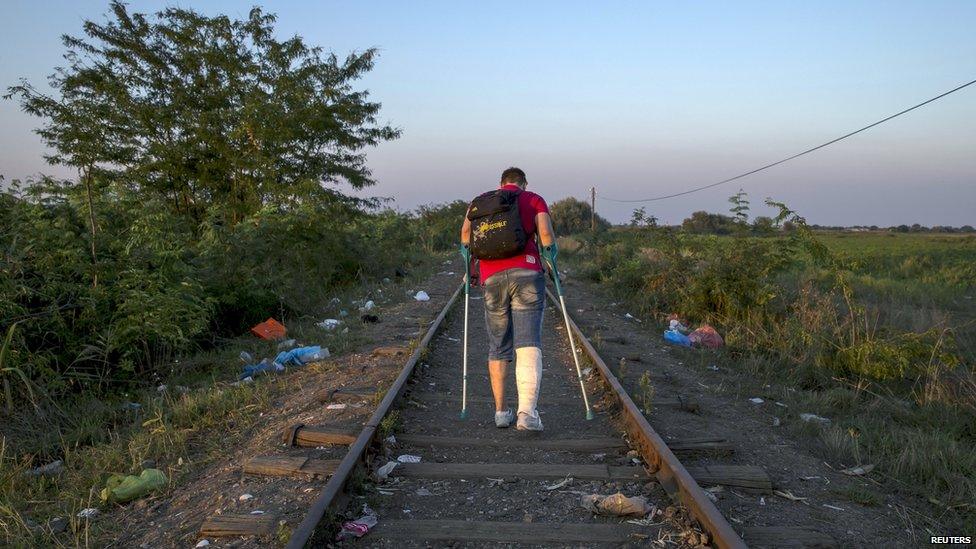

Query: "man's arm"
left=535, top=212, right=555, bottom=247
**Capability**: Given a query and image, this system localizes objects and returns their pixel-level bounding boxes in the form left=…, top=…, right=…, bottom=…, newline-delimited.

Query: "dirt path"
left=562, top=275, right=922, bottom=547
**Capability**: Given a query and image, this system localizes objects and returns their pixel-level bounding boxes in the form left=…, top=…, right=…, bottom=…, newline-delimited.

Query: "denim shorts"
left=482, top=268, right=546, bottom=361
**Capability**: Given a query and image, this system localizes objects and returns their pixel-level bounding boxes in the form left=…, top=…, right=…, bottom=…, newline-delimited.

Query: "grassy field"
left=568, top=227, right=976, bottom=532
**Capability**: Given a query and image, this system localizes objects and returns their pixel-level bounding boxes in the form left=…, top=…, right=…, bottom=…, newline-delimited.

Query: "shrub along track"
left=189, top=272, right=838, bottom=547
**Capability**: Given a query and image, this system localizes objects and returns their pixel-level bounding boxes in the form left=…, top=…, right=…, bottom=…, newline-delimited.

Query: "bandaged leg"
left=515, top=346, right=543, bottom=416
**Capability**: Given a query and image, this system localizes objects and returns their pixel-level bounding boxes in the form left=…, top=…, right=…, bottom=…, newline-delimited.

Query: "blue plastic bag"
left=239, top=358, right=283, bottom=380
left=273, top=346, right=326, bottom=368
left=663, top=329, right=692, bottom=347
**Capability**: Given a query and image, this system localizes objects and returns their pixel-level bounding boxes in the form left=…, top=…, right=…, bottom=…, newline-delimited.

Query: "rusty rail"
left=546, top=286, right=747, bottom=549
left=286, top=283, right=463, bottom=549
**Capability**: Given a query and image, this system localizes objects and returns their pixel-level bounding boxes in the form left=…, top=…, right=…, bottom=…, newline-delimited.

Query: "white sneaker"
left=495, top=409, right=514, bottom=428
left=516, top=410, right=543, bottom=431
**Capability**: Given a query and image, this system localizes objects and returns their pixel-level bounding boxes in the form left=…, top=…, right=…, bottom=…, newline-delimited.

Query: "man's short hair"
left=500, top=167, right=527, bottom=186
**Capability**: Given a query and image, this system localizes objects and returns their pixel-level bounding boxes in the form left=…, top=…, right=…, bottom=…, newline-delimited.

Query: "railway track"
left=199, top=276, right=836, bottom=548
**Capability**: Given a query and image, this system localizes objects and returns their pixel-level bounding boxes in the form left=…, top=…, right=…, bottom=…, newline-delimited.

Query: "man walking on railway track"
left=460, top=167, right=557, bottom=431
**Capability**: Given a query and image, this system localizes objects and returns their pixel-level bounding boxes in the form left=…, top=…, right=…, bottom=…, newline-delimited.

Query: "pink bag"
left=688, top=324, right=724, bottom=349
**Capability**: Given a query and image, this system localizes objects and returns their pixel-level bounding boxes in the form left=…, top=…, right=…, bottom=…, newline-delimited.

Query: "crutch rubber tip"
left=459, top=409, right=468, bottom=420
left=585, top=409, right=595, bottom=421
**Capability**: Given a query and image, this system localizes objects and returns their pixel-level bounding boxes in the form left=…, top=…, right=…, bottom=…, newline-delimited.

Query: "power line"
left=600, top=77, right=976, bottom=204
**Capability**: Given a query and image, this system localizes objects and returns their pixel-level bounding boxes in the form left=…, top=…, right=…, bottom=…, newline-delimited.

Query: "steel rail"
left=286, top=282, right=463, bottom=549
left=545, top=286, right=747, bottom=549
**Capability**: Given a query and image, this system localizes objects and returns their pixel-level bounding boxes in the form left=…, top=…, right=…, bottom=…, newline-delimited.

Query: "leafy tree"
left=0, top=4, right=414, bottom=396
left=416, top=200, right=470, bottom=253
left=752, top=215, right=775, bottom=235
left=681, top=211, right=736, bottom=234
left=549, top=197, right=610, bottom=235
left=629, top=207, right=657, bottom=228
left=728, top=189, right=750, bottom=225
left=6, top=2, right=399, bottom=226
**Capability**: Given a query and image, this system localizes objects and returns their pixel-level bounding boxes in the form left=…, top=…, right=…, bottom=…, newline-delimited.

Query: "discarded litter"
left=773, top=489, right=807, bottom=502
left=77, top=508, right=100, bottom=519
left=799, top=413, right=831, bottom=425
left=239, top=358, right=282, bottom=380
left=414, top=291, right=430, bottom=302
left=663, top=329, right=692, bottom=347
left=749, top=397, right=764, bottom=405
left=384, top=435, right=396, bottom=444
left=277, top=338, right=296, bottom=350
left=688, top=324, right=724, bottom=349
left=544, top=477, right=573, bottom=491
left=581, top=493, right=653, bottom=516
left=317, top=318, right=341, bottom=330
left=327, top=403, right=347, bottom=410
left=361, top=300, right=376, bottom=312
left=841, top=464, right=875, bottom=476
left=361, top=314, right=379, bottom=324
left=707, top=365, right=719, bottom=371
left=100, top=468, right=168, bottom=504
left=239, top=493, right=254, bottom=502
left=822, top=504, right=845, bottom=511
left=250, top=318, right=287, bottom=340
left=336, top=504, right=378, bottom=540
left=274, top=345, right=329, bottom=368
left=195, top=541, right=210, bottom=548
left=772, top=417, right=781, bottom=427
left=668, top=316, right=690, bottom=333
left=239, top=350, right=254, bottom=363
left=397, top=454, right=422, bottom=464
left=156, top=384, right=167, bottom=393
left=376, top=461, right=398, bottom=480
left=28, top=460, right=64, bottom=477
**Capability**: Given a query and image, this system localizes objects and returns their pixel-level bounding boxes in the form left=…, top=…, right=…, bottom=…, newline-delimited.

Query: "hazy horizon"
left=2, top=1, right=974, bottom=226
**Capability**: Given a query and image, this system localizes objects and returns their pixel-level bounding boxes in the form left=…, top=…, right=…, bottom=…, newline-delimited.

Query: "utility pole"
left=590, top=186, right=596, bottom=232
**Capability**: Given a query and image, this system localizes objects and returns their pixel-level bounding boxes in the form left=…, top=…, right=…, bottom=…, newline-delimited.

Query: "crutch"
left=542, top=245, right=595, bottom=420
left=459, top=244, right=471, bottom=419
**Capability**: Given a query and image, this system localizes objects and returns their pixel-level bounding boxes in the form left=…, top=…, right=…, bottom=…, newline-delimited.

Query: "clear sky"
left=2, top=1, right=974, bottom=225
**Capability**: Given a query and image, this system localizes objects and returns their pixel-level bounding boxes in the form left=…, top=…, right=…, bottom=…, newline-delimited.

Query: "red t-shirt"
left=477, top=184, right=550, bottom=282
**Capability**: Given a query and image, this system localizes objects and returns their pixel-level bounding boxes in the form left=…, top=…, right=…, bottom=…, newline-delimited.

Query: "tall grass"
left=570, top=217, right=975, bottom=530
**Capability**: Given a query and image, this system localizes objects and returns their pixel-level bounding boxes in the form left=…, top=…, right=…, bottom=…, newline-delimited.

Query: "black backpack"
left=467, top=188, right=528, bottom=260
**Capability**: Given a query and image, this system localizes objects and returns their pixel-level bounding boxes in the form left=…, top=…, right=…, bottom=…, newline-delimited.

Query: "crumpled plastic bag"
left=580, top=492, right=653, bottom=516
left=688, top=324, right=724, bottom=349
left=336, top=504, right=378, bottom=540
left=273, top=346, right=329, bottom=368
left=100, top=468, right=167, bottom=503
left=663, top=329, right=691, bottom=347
left=240, top=358, right=283, bottom=380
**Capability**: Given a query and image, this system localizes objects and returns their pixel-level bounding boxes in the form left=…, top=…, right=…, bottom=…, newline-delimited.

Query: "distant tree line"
left=620, top=189, right=973, bottom=235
